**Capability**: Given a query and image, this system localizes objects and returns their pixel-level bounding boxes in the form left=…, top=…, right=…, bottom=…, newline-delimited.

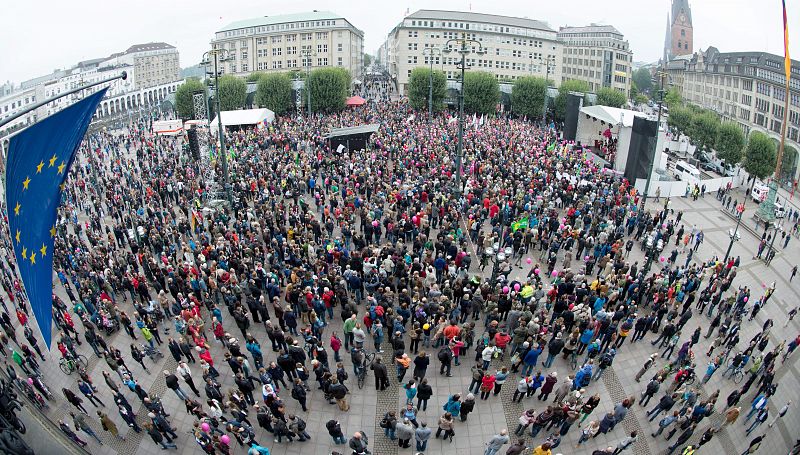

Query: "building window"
left=338, top=57, right=343, bottom=66
left=317, top=44, right=328, bottom=53
left=338, top=43, right=343, bottom=52
left=681, top=29, right=685, bottom=37
left=317, top=57, right=328, bottom=66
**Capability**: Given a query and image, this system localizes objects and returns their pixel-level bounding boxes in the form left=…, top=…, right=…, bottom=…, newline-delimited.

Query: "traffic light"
left=187, top=128, right=200, bottom=160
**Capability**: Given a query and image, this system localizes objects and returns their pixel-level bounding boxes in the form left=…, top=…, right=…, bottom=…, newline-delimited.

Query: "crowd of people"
left=0, top=81, right=797, bottom=455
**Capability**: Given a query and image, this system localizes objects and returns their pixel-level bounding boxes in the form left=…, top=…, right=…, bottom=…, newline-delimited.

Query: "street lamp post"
left=443, top=33, right=486, bottom=197
left=486, top=242, right=513, bottom=286
left=724, top=203, right=745, bottom=262
left=201, top=47, right=235, bottom=205
left=540, top=55, right=555, bottom=125
left=641, top=71, right=668, bottom=209
left=766, top=223, right=782, bottom=264
left=422, top=47, right=442, bottom=121
left=300, top=48, right=315, bottom=115
left=642, top=233, right=664, bottom=277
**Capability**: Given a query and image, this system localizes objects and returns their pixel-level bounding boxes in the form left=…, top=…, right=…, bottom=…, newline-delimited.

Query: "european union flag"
left=5, top=88, right=107, bottom=348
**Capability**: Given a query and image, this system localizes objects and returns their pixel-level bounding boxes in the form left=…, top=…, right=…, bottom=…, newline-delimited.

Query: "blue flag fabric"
left=5, top=88, right=107, bottom=348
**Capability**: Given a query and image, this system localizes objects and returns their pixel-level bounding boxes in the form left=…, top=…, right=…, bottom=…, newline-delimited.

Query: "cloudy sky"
left=1, top=0, right=798, bottom=84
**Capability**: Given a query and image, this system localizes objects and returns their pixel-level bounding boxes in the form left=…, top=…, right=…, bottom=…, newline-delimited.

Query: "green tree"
left=595, top=87, right=627, bottom=108
left=667, top=106, right=692, bottom=134
left=246, top=72, right=266, bottom=82
left=630, top=80, right=639, bottom=101
left=307, top=67, right=350, bottom=112
left=217, top=74, right=247, bottom=111
left=632, top=68, right=653, bottom=94
left=743, top=131, right=778, bottom=181
left=634, top=94, right=649, bottom=105
left=688, top=110, right=720, bottom=151
left=511, top=76, right=547, bottom=119
left=780, top=144, right=798, bottom=182
left=256, top=72, right=292, bottom=115
left=715, top=122, right=746, bottom=165
left=554, top=79, right=590, bottom=121
left=663, top=87, right=682, bottom=108
left=462, top=71, right=500, bottom=115
left=363, top=53, right=373, bottom=68
left=407, top=67, right=447, bottom=113
left=175, top=78, right=207, bottom=120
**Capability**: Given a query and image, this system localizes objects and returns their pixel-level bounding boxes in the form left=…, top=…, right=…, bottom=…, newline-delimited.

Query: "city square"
left=1, top=2, right=800, bottom=455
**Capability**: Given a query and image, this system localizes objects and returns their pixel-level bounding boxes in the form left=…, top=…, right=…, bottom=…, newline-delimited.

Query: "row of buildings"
left=208, top=9, right=633, bottom=98
left=379, top=10, right=633, bottom=97
left=1, top=42, right=182, bottom=138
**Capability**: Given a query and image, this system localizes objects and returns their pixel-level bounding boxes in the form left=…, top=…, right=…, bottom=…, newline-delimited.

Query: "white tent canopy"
left=580, top=105, right=645, bottom=128
left=210, top=108, right=274, bottom=134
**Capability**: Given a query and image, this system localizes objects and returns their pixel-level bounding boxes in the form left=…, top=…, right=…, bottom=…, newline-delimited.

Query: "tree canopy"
left=715, top=122, right=746, bottom=165
left=256, top=72, right=293, bottom=115
left=217, top=75, right=247, bottom=111
left=462, top=71, right=500, bottom=116
left=595, top=87, right=627, bottom=108
left=554, top=79, right=590, bottom=121
left=780, top=144, right=798, bottom=182
left=307, top=67, right=351, bottom=113
left=743, top=131, right=778, bottom=180
left=175, top=78, right=207, bottom=120
left=688, top=110, right=720, bottom=151
left=511, top=76, right=547, bottom=119
left=407, top=67, right=447, bottom=113
left=632, top=68, right=653, bottom=94
left=663, top=87, right=682, bottom=108
left=246, top=72, right=266, bottom=82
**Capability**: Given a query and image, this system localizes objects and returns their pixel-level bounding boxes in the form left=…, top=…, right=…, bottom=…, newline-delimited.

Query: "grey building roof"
left=406, top=9, right=553, bottom=32
left=219, top=11, right=344, bottom=32
left=558, top=24, right=622, bottom=36
left=124, top=42, right=176, bottom=54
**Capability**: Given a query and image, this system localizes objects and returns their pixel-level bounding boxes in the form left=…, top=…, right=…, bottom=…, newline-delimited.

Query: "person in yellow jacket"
left=532, top=442, right=553, bottom=455
left=681, top=445, right=695, bottom=455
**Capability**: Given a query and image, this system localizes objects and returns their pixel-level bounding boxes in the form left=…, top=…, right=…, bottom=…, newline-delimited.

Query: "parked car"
left=693, top=150, right=712, bottom=164
left=700, top=161, right=724, bottom=174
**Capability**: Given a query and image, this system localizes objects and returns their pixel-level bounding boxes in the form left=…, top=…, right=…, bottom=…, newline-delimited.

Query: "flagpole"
left=0, top=71, right=127, bottom=129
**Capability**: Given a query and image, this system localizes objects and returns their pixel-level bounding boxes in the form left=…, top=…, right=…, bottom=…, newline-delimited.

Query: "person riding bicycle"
left=351, top=347, right=367, bottom=377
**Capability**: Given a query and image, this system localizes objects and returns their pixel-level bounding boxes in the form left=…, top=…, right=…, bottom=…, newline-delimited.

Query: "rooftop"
left=219, top=11, right=344, bottom=32
left=124, top=42, right=176, bottom=54
left=558, top=24, right=622, bottom=36
left=406, top=9, right=553, bottom=32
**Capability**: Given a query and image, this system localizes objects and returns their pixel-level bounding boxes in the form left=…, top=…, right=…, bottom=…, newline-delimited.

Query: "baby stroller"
left=141, top=343, right=164, bottom=361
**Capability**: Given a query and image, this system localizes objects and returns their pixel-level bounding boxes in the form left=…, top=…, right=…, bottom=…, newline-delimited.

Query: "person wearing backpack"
left=380, top=411, right=398, bottom=440
left=438, top=345, right=453, bottom=376
left=593, top=349, right=616, bottom=382
left=326, top=419, right=346, bottom=445
left=287, top=414, right=310, bottom=441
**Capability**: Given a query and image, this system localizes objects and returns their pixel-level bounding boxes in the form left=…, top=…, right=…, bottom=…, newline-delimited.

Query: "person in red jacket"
left=480, top=372, right=496, bottom=400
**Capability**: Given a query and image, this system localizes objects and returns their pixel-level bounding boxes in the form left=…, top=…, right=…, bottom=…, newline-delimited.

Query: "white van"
left=674, top=160, right=700, bottom=181
left=751, top=183, right=770, bottom=202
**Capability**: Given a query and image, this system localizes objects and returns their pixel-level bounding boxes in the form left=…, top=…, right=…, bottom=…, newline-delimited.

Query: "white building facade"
left=211, top=11, right=364, bottom=80
left=670, top=46, right=800, bottom=181
left=557, top=25, right=633, bottom=97
left=387, top=10, right=563, bottom=96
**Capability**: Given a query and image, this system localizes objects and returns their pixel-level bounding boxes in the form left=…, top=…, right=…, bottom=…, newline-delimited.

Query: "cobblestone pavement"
left=9, top=177, right=800, bottom=455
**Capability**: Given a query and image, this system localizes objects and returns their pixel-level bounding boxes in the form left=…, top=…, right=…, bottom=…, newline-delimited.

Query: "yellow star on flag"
left=21, top=247, right=27, bottom=260
left=22, top=176, right=31, bottom=190
left=40, top=244, right=47, bottom=257
left=36, top=161, right=44, bottom=173
left=14, top=203, right=20, bottom=216
left=50, top=226, right=57, bottom=238
left=29, top=252, right=36, bottom=265
left=58, top=162, right=66, bottom=174
left=15, top=230, right=20, bottom=244
left=59, top=183, right=65, bottom=191
left=49, top=154, right=58, bottom=167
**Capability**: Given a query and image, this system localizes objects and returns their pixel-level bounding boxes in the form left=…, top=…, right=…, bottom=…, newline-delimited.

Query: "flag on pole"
left=546, top=142, right=556, bottom=153
left=782, top=0, right=792, bottom=81
left=5, top=88, right=107, bottom=348
left=511, top=217, right=529, bottom=232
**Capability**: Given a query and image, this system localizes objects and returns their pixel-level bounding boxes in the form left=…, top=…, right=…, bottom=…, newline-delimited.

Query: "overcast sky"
left=1, top=0, right=798, bottom=84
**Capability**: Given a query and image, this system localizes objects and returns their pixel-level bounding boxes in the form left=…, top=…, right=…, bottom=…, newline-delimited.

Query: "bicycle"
left=58, top=355, right=88, bottom=375
left=356, top=352, right=377, bottom=390
left=731, top=367, right=745, bottom=384
left=569, top=350, right=579, bottom=370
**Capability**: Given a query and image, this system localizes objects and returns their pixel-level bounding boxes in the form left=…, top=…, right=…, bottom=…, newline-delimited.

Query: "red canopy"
left=346, top=96, right=366, bottom=106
